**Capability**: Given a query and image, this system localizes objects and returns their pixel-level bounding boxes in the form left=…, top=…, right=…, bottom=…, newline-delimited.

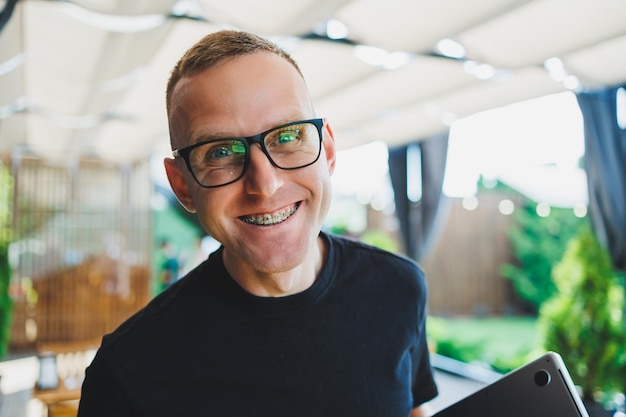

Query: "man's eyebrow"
left=189, top=117, right=308, bottom=144
left=189, top=131, right=240, bottom=144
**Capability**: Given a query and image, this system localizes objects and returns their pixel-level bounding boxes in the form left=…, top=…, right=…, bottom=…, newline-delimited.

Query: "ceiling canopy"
left=1, top=0, right=625, bottom=163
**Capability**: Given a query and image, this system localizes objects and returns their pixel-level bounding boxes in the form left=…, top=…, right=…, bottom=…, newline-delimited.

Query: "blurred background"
left=0, top=0, right=625, bottom=416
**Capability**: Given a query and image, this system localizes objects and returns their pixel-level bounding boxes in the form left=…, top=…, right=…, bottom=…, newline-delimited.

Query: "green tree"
left=501, top=201, right=584, bottom=312
left=0, top=164, right=13, bottom=358
left=539, top=225, right=624, bottom=402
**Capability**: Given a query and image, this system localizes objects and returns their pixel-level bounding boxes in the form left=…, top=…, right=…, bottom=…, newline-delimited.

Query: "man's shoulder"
left=98, top=258, right=215, bottom=354
left=324, top=232, right=429, bottom=315
left=324, top=232, right=426, bottom=294
left=98, top=279, right=182, bottom=350
left=326, top=231, right=422, bottom=271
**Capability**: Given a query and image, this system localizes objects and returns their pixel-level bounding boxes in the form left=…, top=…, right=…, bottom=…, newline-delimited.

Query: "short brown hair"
left=165, top=30, right=303, bottom=117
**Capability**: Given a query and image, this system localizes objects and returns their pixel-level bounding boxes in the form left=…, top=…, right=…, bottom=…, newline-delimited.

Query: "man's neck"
left=222, top=235, right=328, bottom=297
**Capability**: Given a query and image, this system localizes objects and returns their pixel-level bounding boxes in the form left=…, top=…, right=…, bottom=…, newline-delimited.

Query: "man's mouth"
left=241, top=203, right=299, bottom=226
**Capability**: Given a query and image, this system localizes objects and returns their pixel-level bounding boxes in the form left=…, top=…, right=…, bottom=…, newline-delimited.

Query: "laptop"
left=432, top=351, right=589, bottom=417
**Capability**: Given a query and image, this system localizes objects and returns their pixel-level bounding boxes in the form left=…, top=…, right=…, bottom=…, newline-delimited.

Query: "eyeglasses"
left=172, top=118, right=324, bottom=188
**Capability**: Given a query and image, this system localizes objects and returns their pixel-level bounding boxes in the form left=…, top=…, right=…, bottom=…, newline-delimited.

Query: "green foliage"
left=0, top=164, right=13, bottom=359
left=427, top=317, right=485, bottom=363
left=539, top=225, right=624, bottom=401
left=360, top=230, right=399, bottom=253
left=427, top=316, right=538, bottom=373
left=0, top=245, right=11, bottom=359
left=501, top=201, right=585, bottom=312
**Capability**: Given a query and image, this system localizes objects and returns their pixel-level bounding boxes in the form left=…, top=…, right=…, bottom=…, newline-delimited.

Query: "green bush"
left=539, top=225, right=624, bottom=402
left=0, top=165, right=13, bottom=359
left=427, top=317, right=485, bottom=363
left=360, top=230, right=399, bottom=253
left=0, top=244, right=11, bottom=359
left=501, top=201, right=584, bottom=312
left=427, top=316, right=537, bottom=373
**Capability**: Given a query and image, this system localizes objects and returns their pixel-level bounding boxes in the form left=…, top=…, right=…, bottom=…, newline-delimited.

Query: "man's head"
left=166, top=30, right=304, bottom=148
left=163, top=30, right=336, bottom=287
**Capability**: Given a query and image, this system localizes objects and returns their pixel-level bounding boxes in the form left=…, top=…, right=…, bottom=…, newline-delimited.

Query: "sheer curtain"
left=576, top=84, right=626, bottom=271
left=388, top=132, right=450, bottom=261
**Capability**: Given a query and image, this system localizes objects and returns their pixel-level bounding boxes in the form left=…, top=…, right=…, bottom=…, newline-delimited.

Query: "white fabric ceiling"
left=1, top=0, right=625, bottom=164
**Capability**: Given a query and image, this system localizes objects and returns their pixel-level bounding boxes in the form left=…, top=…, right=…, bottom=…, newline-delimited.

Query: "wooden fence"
left=420, top=193, right=523, bottom=316
left=7, top=157, right=152, bottom=353
left=31, top=255, right=150, bottom=345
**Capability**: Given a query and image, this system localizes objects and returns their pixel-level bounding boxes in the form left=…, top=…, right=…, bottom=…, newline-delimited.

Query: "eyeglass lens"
left=188, top=120, right=321, bottom=187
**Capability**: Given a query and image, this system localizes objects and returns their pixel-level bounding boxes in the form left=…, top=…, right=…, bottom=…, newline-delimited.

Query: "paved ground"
left=425, top=354, right=503, bottom=414
left=427, top=369, right=490, bottom=413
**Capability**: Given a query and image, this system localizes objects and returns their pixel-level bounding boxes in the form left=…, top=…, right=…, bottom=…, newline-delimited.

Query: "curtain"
left=389, top=131, right=450, bottom=261
left=576, top=84, right=626, bottom=271
left=0, top=0, right=19, bottom=34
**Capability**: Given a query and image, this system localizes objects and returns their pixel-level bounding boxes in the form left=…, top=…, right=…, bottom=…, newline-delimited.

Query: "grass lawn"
left=427, top=316, right=541, bottom=372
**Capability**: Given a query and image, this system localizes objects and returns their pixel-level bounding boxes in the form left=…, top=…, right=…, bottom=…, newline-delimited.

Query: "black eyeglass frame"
left=172, top=118, right=325, bottom=188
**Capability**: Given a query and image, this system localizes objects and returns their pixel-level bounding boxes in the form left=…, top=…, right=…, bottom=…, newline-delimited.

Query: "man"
left=78, top=30, right=438, bottom=417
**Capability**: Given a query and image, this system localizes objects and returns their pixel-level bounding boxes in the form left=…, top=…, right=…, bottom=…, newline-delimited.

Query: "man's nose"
left=243, top=145, right=283, bottom=196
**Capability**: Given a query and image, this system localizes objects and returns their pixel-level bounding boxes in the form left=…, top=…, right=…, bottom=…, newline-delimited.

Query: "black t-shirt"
left=78, top=232, right=438, bottom=417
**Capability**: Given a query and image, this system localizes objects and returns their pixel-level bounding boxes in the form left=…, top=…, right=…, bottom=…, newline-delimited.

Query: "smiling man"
left=78, top=30, right=438, bottom=417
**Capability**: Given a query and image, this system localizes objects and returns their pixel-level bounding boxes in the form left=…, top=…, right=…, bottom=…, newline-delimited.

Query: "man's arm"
left=78, top=351, right=134, bottom=417
left=410, top=405, right=431, bottom=417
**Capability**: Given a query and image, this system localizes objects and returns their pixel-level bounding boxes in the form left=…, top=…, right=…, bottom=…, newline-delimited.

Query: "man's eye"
left=206, top=142, right=245, bottom=160
left=231, top=142, right=246, bottom=154
left=208, top=147, right=233, bottom=159
left=278, top=130, right=300, bottom=144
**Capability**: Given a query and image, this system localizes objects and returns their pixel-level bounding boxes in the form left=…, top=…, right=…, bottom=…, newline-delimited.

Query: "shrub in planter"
left=0, top=165, right=13, bottom=359
left=539, top=224, right=624, bottom=411
left=0, top=244, right=10, bottom=359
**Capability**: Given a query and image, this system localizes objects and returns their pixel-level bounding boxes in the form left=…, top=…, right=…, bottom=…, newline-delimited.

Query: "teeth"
left=243, top=205, right=297, bottom=226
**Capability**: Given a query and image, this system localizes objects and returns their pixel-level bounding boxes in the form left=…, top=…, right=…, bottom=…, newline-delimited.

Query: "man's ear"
left=163, top=158, right=197, bottom=213
left=322, top=119, right=337, bottom=175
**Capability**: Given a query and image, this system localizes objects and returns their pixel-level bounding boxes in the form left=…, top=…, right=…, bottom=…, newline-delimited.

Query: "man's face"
left=165, top=52, right=336, bottom=276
